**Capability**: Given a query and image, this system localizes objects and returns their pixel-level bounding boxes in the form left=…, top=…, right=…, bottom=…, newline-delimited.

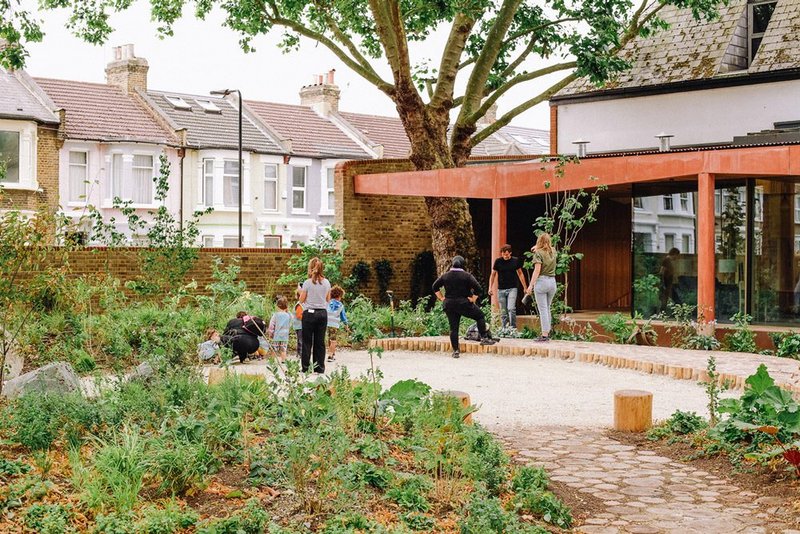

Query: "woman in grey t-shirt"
left=299, top=257, right=331, bottom=373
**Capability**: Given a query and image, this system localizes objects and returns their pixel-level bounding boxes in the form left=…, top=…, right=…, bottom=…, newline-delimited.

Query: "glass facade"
left=632, top=178, right=800, bottom=325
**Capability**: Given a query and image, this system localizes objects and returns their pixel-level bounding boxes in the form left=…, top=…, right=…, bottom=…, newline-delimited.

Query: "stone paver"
left=495, top=425, right=797, bottom=533
left=371, top=336, right=800, bottom=394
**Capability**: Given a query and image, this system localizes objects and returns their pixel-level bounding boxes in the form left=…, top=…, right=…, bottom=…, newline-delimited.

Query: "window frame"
left=322, top=167, right=336, bottom=214
left=222, top=236, right=239, bottom=248
left=68, top=150, right=89, bottom=203
left=748, top=0, right=777, bottom=62
left=202, top=158, right=215, bottom=207
left=0, top=129, right=21, bottom=184
left=202, top=235, right=215, bottom=248
left=632, top=196, right=643, bottom=210
left=291, top=166, right=308, bottom=213
left=679, top=192, right=689, bottom=212
left=662, top=194, right=674, bottom=211
left=222, top=159, right=240, bottom=208
left=130, top=153, right=155, bottom=205
left=263, top=163, right=279, bottom=212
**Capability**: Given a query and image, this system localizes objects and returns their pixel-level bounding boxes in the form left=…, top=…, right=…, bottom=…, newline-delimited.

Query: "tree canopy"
left=1, top=0, right=725, bottom=269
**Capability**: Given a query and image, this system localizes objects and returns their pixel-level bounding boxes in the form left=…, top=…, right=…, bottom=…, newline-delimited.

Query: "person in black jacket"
left=432, top=256, right=496, bottom=358
left=222, top=311, right=267, bottom=363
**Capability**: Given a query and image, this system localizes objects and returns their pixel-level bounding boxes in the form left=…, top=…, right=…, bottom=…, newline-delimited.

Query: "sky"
left=18, top=2, right=567, bottom=130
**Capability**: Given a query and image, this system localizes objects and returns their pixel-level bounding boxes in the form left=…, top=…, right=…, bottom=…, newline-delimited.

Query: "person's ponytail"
left=307, top=257, right=325, bottom=284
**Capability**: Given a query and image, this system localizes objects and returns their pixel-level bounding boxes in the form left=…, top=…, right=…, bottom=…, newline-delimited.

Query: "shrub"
left=459, top=492, right=515, bottom=533
left=335, top=460, right=392, bottom=490
left=196, top=499, right=271, bottom=534
left=463, top=428, right=509, bottom=496
left=386, top=474, right=433, bottom=512
left=723, top=313, right=757, bottom=353
left=148, top=436, right=220, bottom=496
left=513, top=488, right=573, bottom=529
left=596, top=313, right=634, bottom=344
left=511, top=465, right=548, bottom=493
left=402, top=511, right=436, bottom=531
left=7, top=392, right=99, bottom=451
left=647, top=410, right=708, bottom=440
left=135, top=501, right=199, bottom=534
left=771, top=332, right=800, bottom=359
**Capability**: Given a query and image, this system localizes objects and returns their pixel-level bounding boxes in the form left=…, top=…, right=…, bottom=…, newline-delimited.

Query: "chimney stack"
left=300, top=69, right=340, bottom=117
left=105, top=44, right=148, bottom=94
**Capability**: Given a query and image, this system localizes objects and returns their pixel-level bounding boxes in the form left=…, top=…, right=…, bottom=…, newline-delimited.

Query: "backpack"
left=463, top=324, right=482, bottom=341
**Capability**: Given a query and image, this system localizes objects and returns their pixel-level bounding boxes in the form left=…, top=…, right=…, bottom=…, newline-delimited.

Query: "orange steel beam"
left=354, top=145, right=800, bottom=199
left=697, top=172, right=716, bottom=322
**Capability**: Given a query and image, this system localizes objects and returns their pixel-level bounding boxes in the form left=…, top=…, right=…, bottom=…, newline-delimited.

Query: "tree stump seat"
left=613, top=389, right=652, bottom=432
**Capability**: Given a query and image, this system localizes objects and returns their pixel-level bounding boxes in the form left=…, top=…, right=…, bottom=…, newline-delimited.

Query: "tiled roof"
left=246, top=101, right=370, bottom=159
left=471, top=125, right=550, bottom=157
left=751, top=0, right=800, bottom=72
left=147, top=91, right=283, bottom=153
left=0, top=70, right=59, bottom=124
left=556, top=0, right=800, bottom=98
left=338, top=112, right=411, bottom=159
left=35, top=78, right=176, bottom=143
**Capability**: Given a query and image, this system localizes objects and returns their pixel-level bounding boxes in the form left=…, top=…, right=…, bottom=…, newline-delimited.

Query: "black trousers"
left=301, top=309, right=327, bottom=373
left=443, top=298, right=488, bottom=352
left=222, top=334, right=259, bottom=363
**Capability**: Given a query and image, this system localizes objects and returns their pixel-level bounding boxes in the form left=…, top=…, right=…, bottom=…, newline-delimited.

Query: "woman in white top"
left=298, top=257, right=331, bottom=373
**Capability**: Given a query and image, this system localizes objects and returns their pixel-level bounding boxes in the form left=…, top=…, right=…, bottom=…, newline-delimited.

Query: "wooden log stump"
left=614, top=389, right=653, bottom=432
left=440, top=390, right=473, bottom=424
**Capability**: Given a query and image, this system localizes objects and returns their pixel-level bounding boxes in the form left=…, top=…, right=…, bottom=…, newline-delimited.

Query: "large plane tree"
left=1, top=0, right=722, bottom=271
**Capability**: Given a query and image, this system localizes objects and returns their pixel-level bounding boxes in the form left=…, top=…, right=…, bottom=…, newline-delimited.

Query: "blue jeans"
left=498, top=287, right=518, bottom=328
left=534, top=276, right=557, bottom=335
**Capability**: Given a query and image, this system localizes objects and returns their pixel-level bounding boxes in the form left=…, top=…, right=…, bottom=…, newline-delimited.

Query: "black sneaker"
left=534, top=336, right=550, bottom=342
left=452, top=351, right=460, bottom=359
left=480, top=338, right=496, bottom=346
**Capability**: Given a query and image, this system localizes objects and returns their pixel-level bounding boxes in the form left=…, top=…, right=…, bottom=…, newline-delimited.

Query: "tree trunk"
left=396, top=100, right=480, bottom=274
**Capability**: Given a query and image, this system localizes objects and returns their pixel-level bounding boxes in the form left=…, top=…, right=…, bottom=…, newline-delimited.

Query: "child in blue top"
left=197, top=328, right=221, bottom=364
left=268, top=296, right=292, bottom=361
left=326, top=285, right=349, bottom=362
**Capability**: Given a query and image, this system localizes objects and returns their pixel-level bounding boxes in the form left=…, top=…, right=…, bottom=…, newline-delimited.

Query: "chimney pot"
left=326, top=69, right=335, bottom=84
left=106, top=43, right=148, bottom=94
left=114, top=46, right=122, bottom=60
left=300, top=69, right=341, bottom=116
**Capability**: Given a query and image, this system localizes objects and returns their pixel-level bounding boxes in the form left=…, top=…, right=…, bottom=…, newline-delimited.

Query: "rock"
left=124, top=361, right=155, bottom=384
left=1, top=361, right=83, bottom=399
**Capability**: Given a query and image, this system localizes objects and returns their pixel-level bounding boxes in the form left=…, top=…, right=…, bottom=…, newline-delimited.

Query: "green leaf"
left=744, top=364, right=774, bottom=395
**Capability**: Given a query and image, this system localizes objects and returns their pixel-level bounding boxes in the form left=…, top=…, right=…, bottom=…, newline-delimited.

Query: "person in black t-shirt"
left=488, top=244, right=527, bottom=330
left=432, top=255, right=496, bottom=358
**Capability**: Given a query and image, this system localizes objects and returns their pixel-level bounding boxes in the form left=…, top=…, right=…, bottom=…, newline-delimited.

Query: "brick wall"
left=335, top=159, right=433, bottom=302
left=61, top=247, right=301, bottom=298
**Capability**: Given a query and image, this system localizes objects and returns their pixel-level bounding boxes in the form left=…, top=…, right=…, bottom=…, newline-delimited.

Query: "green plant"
left=512, top=488, right=573, bottom=529
left=335, top=460, right=392, bottom=490
left=24, top=503, right=74, bottom=534
left=596, top=313, right=634, bottom=344
left=703, top=353, right=727, bottom=425
left=196, top=499, right=271, bottom=534
left=723, top=313, right=757, bottom=353
left=386, top=474, right=433, bottom=512
left=459, top=492, right=517, bottom=533
left=771, top=332, right=800, bottom=359
left=0, top=457, right=32, bottom=478
left=647, top=410, right=708, bottom=440
left=463, top=428, right=508, bottom=496
left=511, top=465, right=548, bottom=493
left=349, top=261, right=371, bottom=293
left=135, top=501, right=199, bottom=534
left=277, top=227, right=353, bottom=287
left=633, top=273, right=661, bottom=317
left=147, top=435, right=220, bottom=496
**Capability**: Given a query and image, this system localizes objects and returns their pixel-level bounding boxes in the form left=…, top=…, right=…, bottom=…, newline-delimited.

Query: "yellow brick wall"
left=335, top=159, right=432, bottom=302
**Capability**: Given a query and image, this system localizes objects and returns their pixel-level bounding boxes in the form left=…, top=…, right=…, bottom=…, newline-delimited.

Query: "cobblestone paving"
left=494, top=425, right=799, bottom=534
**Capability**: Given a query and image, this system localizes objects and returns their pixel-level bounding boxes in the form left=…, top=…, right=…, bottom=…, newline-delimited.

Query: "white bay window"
left=68, top=151, right=88, bottom=202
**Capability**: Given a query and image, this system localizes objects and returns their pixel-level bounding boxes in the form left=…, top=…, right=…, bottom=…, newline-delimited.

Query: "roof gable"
left=35, top=77, right=176, bottom=144
left=0, top=70, right=59, bottom=124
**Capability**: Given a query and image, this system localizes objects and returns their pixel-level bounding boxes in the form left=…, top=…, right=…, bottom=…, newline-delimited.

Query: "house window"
left=292, top=166, right=307, bottom=211
left=68, top=151, right=88, bottom=202
left=325, top=168, right=335, bottom=212
left=679, top=192, right=689, bottom=212
left=203, top=159, right=214, bottom=206
left=633, top=197, right=643, bottom=209
left=110, top=153, right=124, bottom=199
left=223, top=159, right=239, bottom=208
left=195, top=99, right=222, bottom=114
left=131, top=154, right=154, bottom=204
left=165, top=95, right=192, bottom=110
left=682, top=235, right=691, bottom=254
left=0, top=131, right=20, bottom=183
left=633, top=232, right=652, bottom=252
left=665, top=234, right=675, bottom=252
left=662, top=195, right=674, bottom=211
left=223, top=236, right=239, bottom=248
left=749, top=1, right=776, bottom=62
left=263, top=235, right=282, bottom=248
left=715, top=190, right=722, bottom=215
left=264, top=164, right=278, bottom=211
left=203, top=235, right=214, bottom=247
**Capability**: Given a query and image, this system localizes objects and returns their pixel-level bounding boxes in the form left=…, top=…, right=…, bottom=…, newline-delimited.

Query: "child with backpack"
left=326, top=285, right=349, bottom=362
left=268, top=296, right=292, bottom=361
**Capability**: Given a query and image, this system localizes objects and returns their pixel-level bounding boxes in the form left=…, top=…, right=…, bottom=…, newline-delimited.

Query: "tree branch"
left=458, top=0, right=523, bottom=121
left=270, top=14, right=395, bottom=95
left=469, top=73, right=577, bottom=148
left=430, top=12, right=477, bottom=109
left=467, top=61, right=577, bottom=124
left=313, top=1, right=381, bottom=80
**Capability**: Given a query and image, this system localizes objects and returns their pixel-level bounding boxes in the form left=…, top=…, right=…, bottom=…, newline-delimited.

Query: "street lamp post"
left=210, top=88, right=243, bottom=247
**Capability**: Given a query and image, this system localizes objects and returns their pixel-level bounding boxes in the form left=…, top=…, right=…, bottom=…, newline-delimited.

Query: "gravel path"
left=325, top=348, right=731, bottom=429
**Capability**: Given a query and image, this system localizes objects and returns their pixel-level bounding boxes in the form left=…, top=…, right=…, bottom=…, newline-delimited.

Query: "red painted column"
left=697, top=172, right=716, bottom=322
left=491, top=198, right=507, bottom=306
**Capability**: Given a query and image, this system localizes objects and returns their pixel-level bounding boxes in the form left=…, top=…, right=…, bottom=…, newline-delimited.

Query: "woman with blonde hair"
left=298, top=257, right=331, bottom=373
left=526, top=233, right=557, bottom=342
